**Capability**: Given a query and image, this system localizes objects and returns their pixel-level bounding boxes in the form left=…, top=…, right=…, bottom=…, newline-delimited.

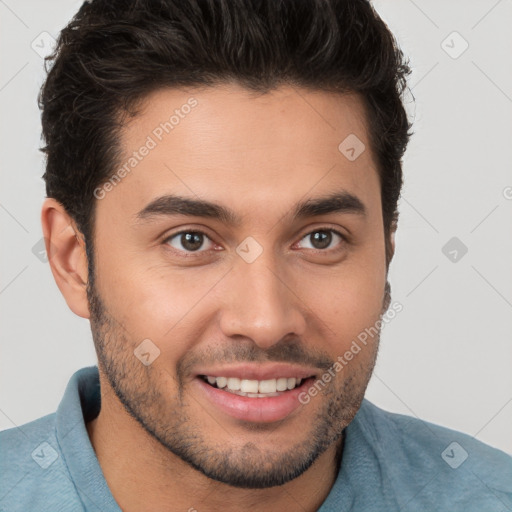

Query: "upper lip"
left=194, top=363, right=318, bottom=381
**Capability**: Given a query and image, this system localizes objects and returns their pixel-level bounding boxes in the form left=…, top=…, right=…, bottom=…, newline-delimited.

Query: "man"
left=1, top=0, right=511, bottom=511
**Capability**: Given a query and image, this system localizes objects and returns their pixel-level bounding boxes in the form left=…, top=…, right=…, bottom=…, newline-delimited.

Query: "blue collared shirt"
left=1, top=366, right=511, bottom=511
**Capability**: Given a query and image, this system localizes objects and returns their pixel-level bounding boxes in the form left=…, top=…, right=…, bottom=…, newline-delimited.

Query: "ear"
left=389, top=228, right=396, bottom=260
left=385, top=215, right=398, bottom=269
left=41, top=198, right=90, bottom=319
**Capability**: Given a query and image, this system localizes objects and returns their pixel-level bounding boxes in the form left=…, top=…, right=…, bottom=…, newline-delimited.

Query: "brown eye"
left=165, top=230, right=214, bottom=253
left=297, top=229, right=345, bottom=251
left=310, top=231, right=332, bottom=249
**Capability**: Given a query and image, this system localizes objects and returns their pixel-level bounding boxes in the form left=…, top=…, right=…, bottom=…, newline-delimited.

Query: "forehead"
left=100, top=83, right=380, bottom=225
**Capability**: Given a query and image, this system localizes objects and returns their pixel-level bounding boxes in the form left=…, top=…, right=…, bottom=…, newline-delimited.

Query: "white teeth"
left=205, top=375, right=307, bottom=394
left=287, top=378, right=296, bottom=390
left=250, top=392, right=279, bottom=397
left=258, top=379, right=277, bottom=393
left=276, top=377, right=288, bottom=391
left=226, top=377, right=241, bottom=391
left=216, top=377, right=227, bottom=388
left=240, top=379, right=259, bottom=393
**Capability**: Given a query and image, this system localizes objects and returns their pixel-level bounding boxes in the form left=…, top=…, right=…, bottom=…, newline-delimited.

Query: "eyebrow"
left=134, top=191, right=367, bottom=226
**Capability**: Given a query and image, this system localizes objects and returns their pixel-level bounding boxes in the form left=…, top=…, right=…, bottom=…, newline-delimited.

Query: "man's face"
left=87, top=83, right=390, bottom=488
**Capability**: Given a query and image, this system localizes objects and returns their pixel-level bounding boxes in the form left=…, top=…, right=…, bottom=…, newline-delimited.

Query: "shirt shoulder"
left=355, top=399, right=512, bottom=509
left=0, top=412, right=83, bottom=511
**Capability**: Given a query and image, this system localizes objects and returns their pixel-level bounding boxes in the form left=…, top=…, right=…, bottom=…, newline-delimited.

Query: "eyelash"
left=162, top=227, right=347, bottom=258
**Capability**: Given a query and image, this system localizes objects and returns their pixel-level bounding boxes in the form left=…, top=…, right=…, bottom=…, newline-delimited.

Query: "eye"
left=296, top=229, right=346, bottom=252
left=164, top=230, right=216, bottom=254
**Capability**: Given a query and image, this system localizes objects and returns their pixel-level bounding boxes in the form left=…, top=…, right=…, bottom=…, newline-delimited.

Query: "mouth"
left=194, top=371, right=317, bottom=423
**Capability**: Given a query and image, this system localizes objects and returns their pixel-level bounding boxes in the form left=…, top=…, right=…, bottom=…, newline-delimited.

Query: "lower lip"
left=194, top=377, right=314, bottom=423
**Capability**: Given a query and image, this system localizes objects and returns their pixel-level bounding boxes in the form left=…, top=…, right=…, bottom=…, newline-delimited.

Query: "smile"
left=200, top=375, right=305, bottom=397
left=195, top=374, right=316, bottom=423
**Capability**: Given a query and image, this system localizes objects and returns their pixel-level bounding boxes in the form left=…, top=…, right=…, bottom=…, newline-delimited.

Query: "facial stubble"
left=86, top=267, right=390, bottom=489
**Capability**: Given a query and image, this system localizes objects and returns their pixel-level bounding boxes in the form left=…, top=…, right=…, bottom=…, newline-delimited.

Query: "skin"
left=42, top=82, right=395, bottom=512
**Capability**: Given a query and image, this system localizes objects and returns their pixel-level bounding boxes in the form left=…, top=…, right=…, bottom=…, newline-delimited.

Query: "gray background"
left=1, top=0, right=511, bottom=455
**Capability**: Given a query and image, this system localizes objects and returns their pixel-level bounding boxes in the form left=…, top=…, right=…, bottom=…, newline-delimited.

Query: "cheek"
left=95, top=252, right=223, bottom=358
left=301, top=259, right=386, bottom=348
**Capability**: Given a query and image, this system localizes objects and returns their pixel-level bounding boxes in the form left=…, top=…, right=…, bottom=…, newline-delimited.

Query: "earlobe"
left=41, top=198, right=91, bottom=319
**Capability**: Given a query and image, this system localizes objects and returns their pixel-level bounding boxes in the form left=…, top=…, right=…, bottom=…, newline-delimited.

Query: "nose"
left=218, top=249, right=307, bottom=350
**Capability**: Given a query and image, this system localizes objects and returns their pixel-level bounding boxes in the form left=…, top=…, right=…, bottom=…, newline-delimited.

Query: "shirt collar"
left=55, top=365, right=121, bottom=511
